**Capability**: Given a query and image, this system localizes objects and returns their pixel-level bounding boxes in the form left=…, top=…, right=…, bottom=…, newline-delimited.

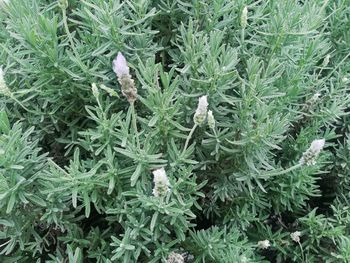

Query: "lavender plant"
left=0, top=0, right=350, bottom=262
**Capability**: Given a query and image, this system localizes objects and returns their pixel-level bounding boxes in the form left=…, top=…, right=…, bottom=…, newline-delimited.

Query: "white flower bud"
left=241, top=6, right=248, bottom=28
left=299, top=139, right=325, bottom=166
left=91, top=83, right=99, bottom=98
left=0, top=67, right=11, bottom=97
left=152, top=168, right=170, bottom=197
left=290, top=231, right=301, bottom=243
left=100, top=84, right=118, bottom=97
left=193, top=95, right=208, bottom=125
left=113, top=52, right=130, bottom=78
left=257, top=240, right=270, bottom=249
left=323, top=54, right=330, bottom=67
left=207, top=110, right=215, bottom=129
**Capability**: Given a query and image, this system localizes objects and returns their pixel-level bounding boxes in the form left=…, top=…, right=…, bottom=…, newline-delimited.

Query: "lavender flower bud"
left=0, top=67, right=11, bottom=97
left=152, top=168, right=170, bottom=197
left=241, top=6, right=248, bottom=28
left=112, top=52, right=137, bottom=103
left=323, top=54, right=330, bottom=67
left=299, top=139, right=325, bottom=166
left=100, top=84, right=118, bottom=97
left=207, top=110, right=215, bottom=129
left=113, top=52, right=130, bottom=78
left=194, top=95, right=208, bottom=125
left=91, top=83, right=99, bottom=98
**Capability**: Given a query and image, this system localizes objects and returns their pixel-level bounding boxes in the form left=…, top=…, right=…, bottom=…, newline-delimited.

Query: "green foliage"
left=0, top=0, right=350, bottom=262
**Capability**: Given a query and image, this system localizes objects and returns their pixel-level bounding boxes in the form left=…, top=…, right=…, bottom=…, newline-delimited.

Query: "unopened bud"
left=193, top=96, right=208, bottom=125
left=58, top=0, right=68, bottom=9
left=91, top=83, right=99, bottom=98
left=0, top=67, right=12, bottom=97
left=323, top=54, right=330, bottom=67
left=100, top=84, right=118, bottom=97
left=152, top=168, right=170, bottom=198
left=207, top=110, right=215, bottom=129
left=241, top=6, right=248, bottom=28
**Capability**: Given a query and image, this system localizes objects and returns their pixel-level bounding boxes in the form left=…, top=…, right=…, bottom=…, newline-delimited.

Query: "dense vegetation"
left=0, top=0, right=350, bottom=262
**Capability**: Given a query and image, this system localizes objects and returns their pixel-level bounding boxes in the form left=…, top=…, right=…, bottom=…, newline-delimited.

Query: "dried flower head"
left=207, top=110, right=215, bottom=129
left=152, top=167, right=170, bottom=197
left=112, top=52, right=137, bottom=103
left=303, top=92, right=321, bottom=111
left=257, top=240, right=270, bottom=249
left=0, top=67, right=12, bottom=97
left=167, top=252, right=184, bottom=263
left=194, top=95, right=208, bottom=125
left=299, top=139, right=325, bottom=166
left=290, top=231, right=301, bottom=243
left=241, top=6, right=248, bottom=28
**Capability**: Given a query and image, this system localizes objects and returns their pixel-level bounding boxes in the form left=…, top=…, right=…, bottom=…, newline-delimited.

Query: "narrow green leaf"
left=6, top=193, right=16, bottom=214
left=150, top=212, right=158, bottom=232
left=72, top=188, right=78, bottom=208
left=83, top=191, right=90, bottom=218
left=0, top=111, right=10, bottom=134
left=108, top=176, right=115, bottom=195
left=130, top=164, right=142, bottom=187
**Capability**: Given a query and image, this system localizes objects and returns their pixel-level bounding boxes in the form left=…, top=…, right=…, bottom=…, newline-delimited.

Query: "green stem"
left=298, top=242, right=305, bottom=263
left=182, top=124, right=198, bottom=154
left=131, top=102, right=140, bottom=149
left=96, top=97, right=106, bottom=119
left=241, top=28, right=245, bottom=45
left=212, top=127, right=219, bottom=142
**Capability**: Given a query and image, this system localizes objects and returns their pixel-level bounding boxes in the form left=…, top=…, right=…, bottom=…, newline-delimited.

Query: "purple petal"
left=113, top=52, right=129, bottom=78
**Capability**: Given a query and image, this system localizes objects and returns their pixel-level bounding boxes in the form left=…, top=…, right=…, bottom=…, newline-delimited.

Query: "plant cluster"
left=0, top=0, right=350, bottom=262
